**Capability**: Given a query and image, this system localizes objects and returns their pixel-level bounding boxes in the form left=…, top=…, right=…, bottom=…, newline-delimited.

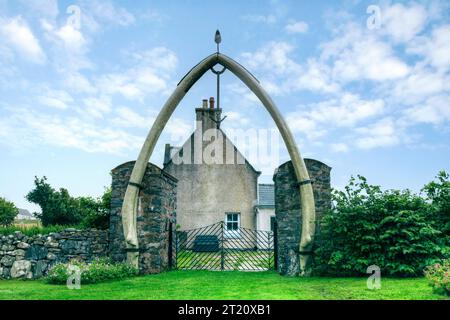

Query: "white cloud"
left=403, top=94, right=450, bottom=125
left=54, top=24, right=87, bottom=53
left=330, top=143, right=349, bottom=153
left=390, top=65, right=450, bottom=105
left=285, top=20, right=308, bottom=34
left=96, top=47, right=178, bottom=101
left=112, top=107, right=154, bottom=128
left=408, top=24, right=450, bottom=71
left=37, top=88, right=74, bottom=110
left=0, top=108, right=143, bottom=155
left=82, top=96, right=112, bottom=118
left=354, top=118, right=400, bottom=149
left=63, top=71, right=96, bottom=94
left=165, top=117, right=193, bottom=141
left=287, top=93, right=385, bottom=140
left=321, top=24, right=409, bottom=82
left=293, top=58, right=339, bottom=94
left=242, top=42, right=299, bottom=76
left=381, top=3, right=428, bottom=43
left=0, top=16, right=46, bottom=64
left=79, top=0, right=136, bottom=32
left=240, top=42, right=338, bottom=95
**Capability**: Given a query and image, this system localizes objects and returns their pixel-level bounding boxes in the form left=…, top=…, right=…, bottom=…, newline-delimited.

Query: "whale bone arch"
left=121, top=53, right=316, bottom=275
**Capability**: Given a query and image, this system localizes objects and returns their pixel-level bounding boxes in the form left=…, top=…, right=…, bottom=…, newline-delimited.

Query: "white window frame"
left=224, top=212, right=241, bottom=238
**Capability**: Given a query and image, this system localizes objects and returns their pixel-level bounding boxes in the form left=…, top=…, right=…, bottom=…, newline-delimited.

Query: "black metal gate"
left=170, top=222, right=276, bottom=271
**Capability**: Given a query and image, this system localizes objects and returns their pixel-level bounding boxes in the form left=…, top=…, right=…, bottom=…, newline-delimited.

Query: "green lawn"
left=0, top=271, right=447, bottom=300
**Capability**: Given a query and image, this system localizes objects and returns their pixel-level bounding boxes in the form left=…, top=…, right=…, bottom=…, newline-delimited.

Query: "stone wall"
left=109, top=161, right=177, bottom=274
left=273, top=158, right=331, bottom=276
left=0, top=229, right=108, bottom=279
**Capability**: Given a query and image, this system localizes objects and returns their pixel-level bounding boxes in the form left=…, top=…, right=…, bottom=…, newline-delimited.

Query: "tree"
left=25, top=176, right=111, bottom=229
left=78, top=187, right=111, bottom=229
left=26, top=176, right=83, bottom=226
left=0, top=197, right=19, bottom=226
left=422, top=171, right=450, bottom=252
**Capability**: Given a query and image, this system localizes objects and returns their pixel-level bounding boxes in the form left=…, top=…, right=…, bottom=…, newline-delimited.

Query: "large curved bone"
left=121, top=53, right=315, bottom=274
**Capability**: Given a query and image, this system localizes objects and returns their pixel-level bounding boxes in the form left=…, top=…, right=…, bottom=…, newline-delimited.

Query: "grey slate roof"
left=257, top=184, right=275, bottom=207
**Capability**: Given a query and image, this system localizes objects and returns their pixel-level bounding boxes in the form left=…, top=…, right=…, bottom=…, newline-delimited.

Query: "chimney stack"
left=195, top=98, right=222, bottom=132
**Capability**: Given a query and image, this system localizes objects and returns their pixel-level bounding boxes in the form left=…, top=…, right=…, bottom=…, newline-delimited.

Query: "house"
left=255, top=184, right=275, bottom=232
left=17, top=209, right=36, bottom=220
left=163, top=97, right=275, bottom=234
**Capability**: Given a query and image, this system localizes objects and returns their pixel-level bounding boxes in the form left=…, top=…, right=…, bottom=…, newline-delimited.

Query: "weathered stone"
left=45, top=241, right=59, bottom=248
left=25, top=245, right=48, bottom=260
left=1, top=244, right=14, bottom=251
left=0, top=255, right=15, bottom=267
left=14, top=231, right=24, bottom=240
left=17, top=242, right=30, bottom=249
left=46, top=252, right=57, bottom=260
left=2, top=267, right=10, bottom=278
left=12, top=249, right=26, bottom=258
left=10, top=260, right=32, bottom=279
left=32, top=260, right=48, bottom=278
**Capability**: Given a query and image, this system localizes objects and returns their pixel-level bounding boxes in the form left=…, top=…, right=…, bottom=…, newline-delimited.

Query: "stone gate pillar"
left=109, top=161, right=177, bottom=274
left=273, top=159, right=331, bottom=276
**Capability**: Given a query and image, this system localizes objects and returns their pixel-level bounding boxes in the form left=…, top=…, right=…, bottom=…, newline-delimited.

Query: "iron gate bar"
left=172, top=221, right=275, bottom=271
left=178, top=222, right=222, bottom=270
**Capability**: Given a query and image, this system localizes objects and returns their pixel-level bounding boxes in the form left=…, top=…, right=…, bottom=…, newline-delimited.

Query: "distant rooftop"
left=257, top=184, right=274, bottom=208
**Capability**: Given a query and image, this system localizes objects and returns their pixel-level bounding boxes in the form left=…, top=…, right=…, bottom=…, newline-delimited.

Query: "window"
left=225, top=213, right=240, bottom=238
left=270, top=216, right=276, bottom=232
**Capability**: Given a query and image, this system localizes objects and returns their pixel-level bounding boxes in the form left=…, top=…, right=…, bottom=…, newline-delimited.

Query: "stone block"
left=11, top=260, right=32, bottom=279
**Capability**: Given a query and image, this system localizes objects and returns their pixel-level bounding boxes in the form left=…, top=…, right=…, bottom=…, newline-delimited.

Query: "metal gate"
left=170, top=222, right=276, bottom=271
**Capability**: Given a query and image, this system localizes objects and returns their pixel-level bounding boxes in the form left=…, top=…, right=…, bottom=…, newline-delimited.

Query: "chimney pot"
left=202, top=99, right=208, bottom=108
left=209, top=97, right=215, bottom=109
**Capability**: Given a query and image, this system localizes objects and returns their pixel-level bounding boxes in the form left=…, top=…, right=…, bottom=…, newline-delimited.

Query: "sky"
left=0, top=0, right=450, bottom=213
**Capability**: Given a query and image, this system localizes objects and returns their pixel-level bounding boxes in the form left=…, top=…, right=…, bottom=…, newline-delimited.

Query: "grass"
left=0, top=270, right=447, bottom=300
left=177, top=250, right=274, bottom=270
left=0, top=223, right=82, bottom=236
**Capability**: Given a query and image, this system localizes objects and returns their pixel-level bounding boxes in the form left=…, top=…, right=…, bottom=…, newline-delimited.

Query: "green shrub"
left=424, top=259, right=450, bottom=296
left=315, top=175, right=444, bottom=277
left=46, top=258, right=138, bottom=284
left=26, top=176, right=110, bottom=229
left=0, top=197, right=18, bottom=226
left=422, top=171, right=450, bottom=248
left=78, top=187, right=111, bottom=230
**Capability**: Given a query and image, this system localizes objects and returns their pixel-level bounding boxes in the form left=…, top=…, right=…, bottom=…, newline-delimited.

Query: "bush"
left=0, top=197, right=18, bottom=226
left=424, top=259, right=450, bottom=296
left=46, top=258, right=138, bottom=284
left=315, top=175, right=444, bottom=277
left=25, top=177, right=110, bottom=229
left=78, top=188, right=111, bottom=230
left=423, top=171, right=450, bottom=248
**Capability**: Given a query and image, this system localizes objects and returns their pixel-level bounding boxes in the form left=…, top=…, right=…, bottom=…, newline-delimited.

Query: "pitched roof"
left=257, top=184, right=274, bottom=207
left=164, top=129, right=261, bottom=175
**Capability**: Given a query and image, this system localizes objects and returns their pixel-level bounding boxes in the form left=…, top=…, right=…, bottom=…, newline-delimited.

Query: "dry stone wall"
left=0, top=229, right=108, bottom=279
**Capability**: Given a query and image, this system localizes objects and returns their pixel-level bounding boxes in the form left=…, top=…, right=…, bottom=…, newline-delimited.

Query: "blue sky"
left=1, top=0, right=450, bottom=213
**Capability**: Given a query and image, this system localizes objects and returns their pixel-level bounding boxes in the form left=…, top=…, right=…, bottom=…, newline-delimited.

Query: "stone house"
left=164, top=97, right=275, bottom=235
